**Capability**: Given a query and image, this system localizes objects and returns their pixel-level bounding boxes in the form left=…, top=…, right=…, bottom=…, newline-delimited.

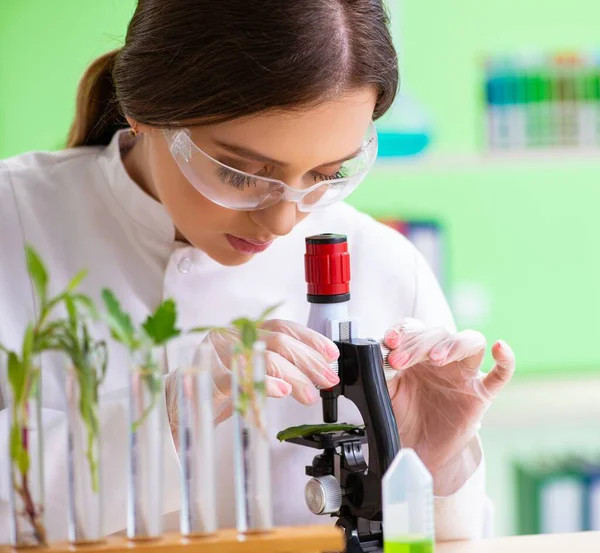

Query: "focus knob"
left=305, top=475, right=342, bottom=515
left=379, top=341, right=396, bottom=381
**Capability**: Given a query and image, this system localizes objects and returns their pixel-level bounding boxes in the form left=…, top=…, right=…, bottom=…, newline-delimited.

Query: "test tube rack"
left=0, top=525, right=344, bottom=553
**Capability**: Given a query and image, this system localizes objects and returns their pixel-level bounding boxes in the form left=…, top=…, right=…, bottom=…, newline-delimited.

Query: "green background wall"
left=2, top=0, right=600, bottom=378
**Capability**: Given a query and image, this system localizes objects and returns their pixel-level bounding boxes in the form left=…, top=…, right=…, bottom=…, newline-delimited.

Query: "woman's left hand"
left=383, top=318, right=515, bottom=495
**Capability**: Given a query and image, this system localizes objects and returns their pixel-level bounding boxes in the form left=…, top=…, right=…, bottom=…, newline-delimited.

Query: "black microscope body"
left=288, top=324, right=400, bottom=549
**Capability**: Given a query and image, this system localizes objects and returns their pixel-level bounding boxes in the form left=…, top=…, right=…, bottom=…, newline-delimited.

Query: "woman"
left=0, top=0, right=514, bottom=543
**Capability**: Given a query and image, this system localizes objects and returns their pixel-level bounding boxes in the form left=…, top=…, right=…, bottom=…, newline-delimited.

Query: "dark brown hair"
left=67, top=0, right=398, bottom=148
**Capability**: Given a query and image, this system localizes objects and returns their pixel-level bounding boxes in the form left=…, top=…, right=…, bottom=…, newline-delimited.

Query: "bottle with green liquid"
left=382, top=448, right=435, bottom=553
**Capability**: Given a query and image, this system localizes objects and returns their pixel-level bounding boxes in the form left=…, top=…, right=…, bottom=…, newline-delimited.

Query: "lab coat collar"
left=96, top=129, right=176, bottom=242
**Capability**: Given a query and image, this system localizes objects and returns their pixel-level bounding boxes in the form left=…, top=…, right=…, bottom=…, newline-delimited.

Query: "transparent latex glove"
left=165, top=319, right=340, bottom=445
left=383, top=318, right=515, bottom=495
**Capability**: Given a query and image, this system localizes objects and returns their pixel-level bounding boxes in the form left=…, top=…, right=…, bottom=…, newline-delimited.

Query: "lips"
left=225, top=234, right=274, bottom=254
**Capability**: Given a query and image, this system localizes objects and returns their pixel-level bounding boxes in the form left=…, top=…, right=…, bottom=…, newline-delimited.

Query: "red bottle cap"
left=305, top=234, right=350, bottom=302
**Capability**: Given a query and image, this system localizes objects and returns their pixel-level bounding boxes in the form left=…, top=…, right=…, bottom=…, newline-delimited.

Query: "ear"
left=124, top=115, right=137, bottom=131
left=124, top=115, right=154, bottom=135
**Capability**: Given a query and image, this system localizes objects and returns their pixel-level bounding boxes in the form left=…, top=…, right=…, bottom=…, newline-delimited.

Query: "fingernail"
left=279, top=382, right=291, bottom=395
left=325, top=343, right=339, bottom=360
left=429, top=347, right=447, bottom=364
left=323, top=369, right=339, bottom=385
left=304, top=386, right=320, bottom=404
left=384, top=328, right=400, bottom=346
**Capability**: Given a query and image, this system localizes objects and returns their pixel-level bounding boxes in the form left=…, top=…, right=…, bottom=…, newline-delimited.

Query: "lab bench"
left=438, top=530, right=600, bottom=552
left=2, top=528, right=599, bottom=553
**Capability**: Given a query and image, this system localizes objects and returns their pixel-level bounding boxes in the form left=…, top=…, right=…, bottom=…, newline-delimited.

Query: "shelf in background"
left=437, top=531, right=600, bottom=553
left=375, top=147, right=600, bottom=172
left=481, top=373, right=600, bottom=430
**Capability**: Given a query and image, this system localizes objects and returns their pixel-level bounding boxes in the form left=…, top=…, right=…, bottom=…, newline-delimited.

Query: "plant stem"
left=131, top=372, right=160, bottom=432
left=13, top=421, right=46, bottom=546
left=248, top=353, right=265, bottom=437
left=15, top=472, right=47, bottom=545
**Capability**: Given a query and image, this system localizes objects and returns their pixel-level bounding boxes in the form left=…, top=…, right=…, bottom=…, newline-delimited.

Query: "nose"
left=249, top=201, right=299, bottom=237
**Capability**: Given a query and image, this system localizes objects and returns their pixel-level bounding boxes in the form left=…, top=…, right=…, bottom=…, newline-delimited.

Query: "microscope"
left=285, top=233, right=401, bottom=553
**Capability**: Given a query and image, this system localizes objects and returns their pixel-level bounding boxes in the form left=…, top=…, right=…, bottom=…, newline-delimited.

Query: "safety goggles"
left=163, top=123, right=378, bottom=212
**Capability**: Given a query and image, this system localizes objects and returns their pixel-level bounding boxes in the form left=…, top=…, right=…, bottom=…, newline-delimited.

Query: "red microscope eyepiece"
left=305, top=234, right=350, bottom=303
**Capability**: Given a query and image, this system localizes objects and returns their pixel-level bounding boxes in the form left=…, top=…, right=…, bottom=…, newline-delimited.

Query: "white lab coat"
left=0, top=130, right=489, bottom=544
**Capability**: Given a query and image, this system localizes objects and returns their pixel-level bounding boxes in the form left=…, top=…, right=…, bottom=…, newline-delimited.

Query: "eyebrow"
left=213, top=140, right=364, bottom=168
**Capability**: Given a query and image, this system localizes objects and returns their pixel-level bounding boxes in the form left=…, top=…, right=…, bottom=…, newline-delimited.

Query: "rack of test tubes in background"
left=515, top=454, right=600, bottom=536
left=483, top=53, right=600, bottom=151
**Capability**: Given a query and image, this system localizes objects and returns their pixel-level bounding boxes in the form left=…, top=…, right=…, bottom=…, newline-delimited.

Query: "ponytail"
left=66, top=49, right=126, bottom=148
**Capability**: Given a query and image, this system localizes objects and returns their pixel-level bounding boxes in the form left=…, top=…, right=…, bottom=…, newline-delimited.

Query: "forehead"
left=189, top=88, right=377, bottom=166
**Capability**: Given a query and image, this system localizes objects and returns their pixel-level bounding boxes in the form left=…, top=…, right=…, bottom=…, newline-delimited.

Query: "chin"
left=181, top=232, right=254, bottom=267
left=205, top=248, right=254, bottom=267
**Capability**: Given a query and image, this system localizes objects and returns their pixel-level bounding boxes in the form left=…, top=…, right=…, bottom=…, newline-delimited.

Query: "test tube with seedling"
left=5, top=352, right=46, bottom=547
left=65, top=361, right=106, bottom=545
left=101, top=289, right=182, bottom=541
left=127, top=346, right=166, bottom=540
left=179, top=342, right=217, bottom=537
left=232, top=340, right=273, bottom=534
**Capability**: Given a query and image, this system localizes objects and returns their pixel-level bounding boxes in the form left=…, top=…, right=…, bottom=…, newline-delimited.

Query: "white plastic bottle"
left=382, top=449, right=435, bottom=553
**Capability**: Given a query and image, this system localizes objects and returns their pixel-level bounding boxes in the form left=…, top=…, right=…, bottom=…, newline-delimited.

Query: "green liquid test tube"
left=594, top=61, right=600, bottom=146
left=382, top=449, right=435, bottom=553
left=538, top=67, right=553, bottom=147
left=384, top=536, right=435, bottom=553
left=523, top=59, right=542, bottom=148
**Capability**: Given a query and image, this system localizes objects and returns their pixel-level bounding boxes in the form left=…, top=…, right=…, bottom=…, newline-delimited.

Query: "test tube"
left=179, top=342, right=217, bottom=537
left=5, top=358, right=47, bottom=547
left=382, top=448, right=435, bottom=553
left=232, top=341, right=273, bottom=534
left=65, top=367, right=104, bottom=544
left=127, top=347, right=166, bottom=540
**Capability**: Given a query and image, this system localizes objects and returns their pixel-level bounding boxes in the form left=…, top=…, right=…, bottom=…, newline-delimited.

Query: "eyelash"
left=217, top=168, right=259, bottom=190
left=312, top=168, right=348, bottom=183
left=217, top=167, right=349, bottom=190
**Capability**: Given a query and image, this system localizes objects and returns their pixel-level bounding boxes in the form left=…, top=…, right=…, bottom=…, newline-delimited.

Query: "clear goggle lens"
left=163, top=123, right=378, bottom=212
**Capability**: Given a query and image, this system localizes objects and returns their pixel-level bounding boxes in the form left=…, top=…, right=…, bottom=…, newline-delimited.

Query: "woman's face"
left=135, top=88, right=377, bottom=266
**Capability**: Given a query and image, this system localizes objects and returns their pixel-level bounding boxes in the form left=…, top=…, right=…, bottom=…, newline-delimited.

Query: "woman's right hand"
left=166, top=319, right=340, bottom=442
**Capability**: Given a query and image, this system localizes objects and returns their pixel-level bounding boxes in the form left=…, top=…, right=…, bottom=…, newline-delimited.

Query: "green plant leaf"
left=93, top=341, right=108, bottom=385
left=67, top=269, right=87, bottom=292
left=276, top=423, right=364, bottom=442
left=101, top=289, right=137, bottom=350
left=131, top=372, right=162, bottom=432
left=231, top=318, right=256, bottom=351
left=188, top=325, right=217, bottom=334
left=64, top=296, right=77, bottom=332
left=236, top=390, right=249, bottom=417
left=9, top=422, right=22, bottom=463
left=257, top=303, right=282, bottom=323
left=7, top=352, right=26, bottom=404
left=243, top=324, right=257, bottom=350
left=37, top=320, right=66, bottom=340
left=10, top=420, right=30, bottom=475
left=150, top=374, right=163, bottom=395
left=47, top=294, right=106, bottom=495
left=231, top=317, right=251, bottom=328
left=44, top=291, right=68, bottom=317
left=142, top=299, right=180, bottom=345
left=30, top=367, right=41, bottom=397
left=25, top=245, right=48, bottom=303
left=18, top=445, right=30, bottom=474
left=21, top=325, right=34, bottom=374
left=72, top=293, right=99, bottom=320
